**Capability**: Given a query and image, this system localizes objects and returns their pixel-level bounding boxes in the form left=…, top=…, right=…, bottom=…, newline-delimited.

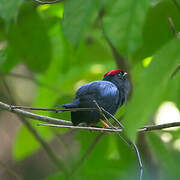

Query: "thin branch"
left=94, top=100, right=129, bottom=146
left=102, top=25, right=128, bottom=72
left=38, top=123, right=122, bottom=132
left=171, top=64, right=180, bottom=79
left=93, top=100, right=142, bottom=180
left=34, top=0, right=65, bottom=4
left=99, top=11, right=133, bottom=98
left=168, top=17, right=179, bottom=38
left=139, top=122, right=180, bottom=132
left=38, top=121, right=180, bottom=133
left=99, top=9, right=128, bottom=72
left=100, top=110, right=143, bottom=180
left=1, top=101, right=180, bottom=132
left=93, top=100, right=129, bottom=145
left=0, top=102, right=72, bottom=125
left=0, top=160, right=22, bottom=180
left=172, top=0, right=180, bottom=13
left=0, top=78, right=68, bottom=175
left=2, top=103, right=180, bottom=179
left=131, top=143, right=143, bottom=180
left=101, top=107, right=124, bottom=129
left=10, top=105, right=96, bottom=113
left=93, top=99, right=122, bottom=128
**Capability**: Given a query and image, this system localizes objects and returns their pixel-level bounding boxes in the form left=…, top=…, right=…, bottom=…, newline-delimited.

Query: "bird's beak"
left=123, top=72, right=128, bottom=77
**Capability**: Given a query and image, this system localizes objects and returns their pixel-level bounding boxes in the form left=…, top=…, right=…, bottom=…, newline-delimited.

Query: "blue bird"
left=61, top=69, right=130, bottom=126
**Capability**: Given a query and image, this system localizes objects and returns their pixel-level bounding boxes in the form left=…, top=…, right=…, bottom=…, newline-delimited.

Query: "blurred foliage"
left=0, top=0, right=180, bottom=179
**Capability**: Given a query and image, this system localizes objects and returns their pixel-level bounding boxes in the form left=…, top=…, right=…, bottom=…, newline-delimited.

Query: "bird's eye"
left=117, top=72, right=123, bottom=77
left=118, top=71, right=127, bottom=78
left=118, top=72, right=124, bottom=76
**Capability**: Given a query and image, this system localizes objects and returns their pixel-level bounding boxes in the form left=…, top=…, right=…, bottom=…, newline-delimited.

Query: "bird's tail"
left=58, top=99, right=80, bottom=109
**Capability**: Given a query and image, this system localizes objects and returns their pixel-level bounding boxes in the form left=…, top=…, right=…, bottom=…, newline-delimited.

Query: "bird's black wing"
left=76, top=81, right=120, bottom=115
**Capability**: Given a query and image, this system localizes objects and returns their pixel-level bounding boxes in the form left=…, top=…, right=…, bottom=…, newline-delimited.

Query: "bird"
left=61, top=69, right=130, bottom=127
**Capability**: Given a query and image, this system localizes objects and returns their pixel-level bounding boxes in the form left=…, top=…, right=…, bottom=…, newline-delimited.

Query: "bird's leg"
left=93, top=100, right=111, bottom=127
left=100, top=119, right=110, bottom=128
left=100, top=119, right=110, bottom=133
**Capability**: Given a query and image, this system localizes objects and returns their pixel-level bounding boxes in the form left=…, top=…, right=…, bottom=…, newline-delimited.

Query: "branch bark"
left=0, top=160, right=22, bottom=180
left=34, top=0, right=65, bottom=4
left=0, top=101, right=72, bottom=125
left=1, top=100, right=180, bottom=133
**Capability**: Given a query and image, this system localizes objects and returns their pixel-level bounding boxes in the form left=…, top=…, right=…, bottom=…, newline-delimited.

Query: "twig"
left=131, top=143, right=143, bottom=180
left=39, top=121, right=180, bottom=133
left=38, top=123, right=122, bottom=132
left=93, top=100, right=129, bottom=144
left=102, top=117, right=143, bottom=180
left=172, top=0, right=180, bottom=13
left=0, top=160, right=22, bottom=180
left=93, top=100, right=114, bottom=127
left=1, top=101, right=180, bottom=132
left=10, top=105, right=96, bottom=113
left=101, top=107, right=124, bottom=128
left=171, top=64, right=180, bottom=79
left=93, top=100, right=129, bottom=145
left=0, top=77, right=68, bottom=175
left=3, top=103, right=180, bottom=180
left=0, top=102, right=72, bottom=125
left=138, top=122, right=180, bottom=132
left=168, top=17, right=179, bottom=38
left=93, top=100, right=142, bottom=180
left=34, top=0, right=64, bottom=4
left=102, top=26, right=129, bottom=72
left=99, top=13, right=133, bottom=98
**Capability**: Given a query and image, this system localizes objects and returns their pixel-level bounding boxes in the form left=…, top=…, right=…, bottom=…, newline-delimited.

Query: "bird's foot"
left=100, top=120, right=109, bottom=128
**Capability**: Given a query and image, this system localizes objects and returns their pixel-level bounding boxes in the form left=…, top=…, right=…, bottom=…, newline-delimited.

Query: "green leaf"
left=134, top=0, right=180, bottom=61
left=0, top=0, right=24, bottom=23
left=103, top=0, right=152, bottom=56
left=62, top=0, right=105, bottom=46
left=166, top=69, right=180, bottom=109
left=6, top=3, right=52, bottom=73
left=0, top=46, right=21, bottom=73
left=123, top=38, right=180, bottom=141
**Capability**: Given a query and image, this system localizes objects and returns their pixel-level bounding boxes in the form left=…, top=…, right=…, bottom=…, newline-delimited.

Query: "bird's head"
left=103, top=69, right=128, bottom=81
left=103, top=69, right=130, bottom=94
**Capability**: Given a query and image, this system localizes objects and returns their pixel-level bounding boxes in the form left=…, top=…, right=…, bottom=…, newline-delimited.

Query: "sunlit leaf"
left=6, top=3, right=52, bottom=73
left=103, top=0, right=152, bottom=56
left=123, top=38, right=180, bottom=141
left=62, top=0, right=105, bottom=45
left=134, top=0, right=180, bottom=61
